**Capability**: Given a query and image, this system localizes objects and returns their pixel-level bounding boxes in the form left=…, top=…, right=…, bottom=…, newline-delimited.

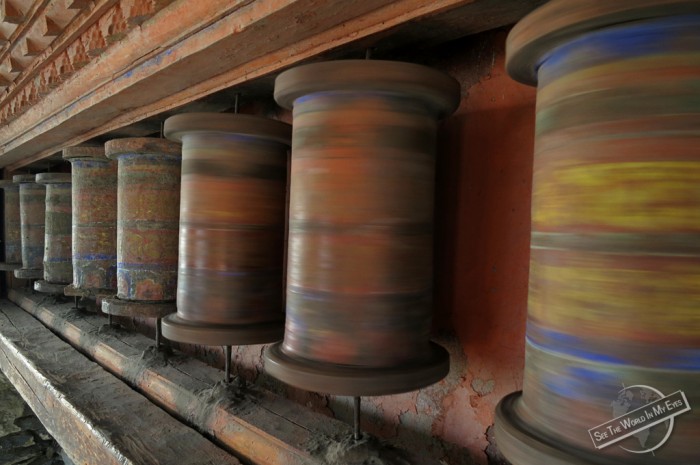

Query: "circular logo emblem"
left=610, top=385, right=674, bottom=454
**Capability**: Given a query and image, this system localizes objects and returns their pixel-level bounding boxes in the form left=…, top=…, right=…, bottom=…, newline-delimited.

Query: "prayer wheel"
left=264, top=60, right=459, bottom=395
left=0, top=180, right=22, bottom=270
left=495, top=2, right=700, bottom=464
left=102, top=138, right=181, bottom=320
left=63, top=146, right=118, bottom=297
left=161, top=113, right=290, bottom=345
left=34, top=173, right=73, bottom=294
left=13, top=174, right=45, bottom=280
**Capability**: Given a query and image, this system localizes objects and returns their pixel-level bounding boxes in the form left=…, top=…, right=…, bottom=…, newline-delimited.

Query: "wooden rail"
left=9, top=289, right=438, bottom=465
left=0, top=0, right=545, bottom=170
left=0, top=299, right=241, bottom=465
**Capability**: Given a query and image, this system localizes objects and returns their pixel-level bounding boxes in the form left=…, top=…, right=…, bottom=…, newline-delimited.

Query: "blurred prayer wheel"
left=102, top=138, right=181, bottom=319
left=0, top=180, right=22, bottom=271
left=161, top=113, right=290, bottom=345
left=13, top=174, right=45, bottom=280
left=34, top=173, right=73, bottom=294
left=63, top=146, right=118, bottom=298
left=264, top=60, right=459, bottom=396
left=495, top=2, right=700, bottom=464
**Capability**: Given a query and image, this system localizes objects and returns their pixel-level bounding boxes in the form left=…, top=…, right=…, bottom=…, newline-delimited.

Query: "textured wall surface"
left=324, top=29, right=535, bottom=465
left=123, top=28, right=535, bottom=465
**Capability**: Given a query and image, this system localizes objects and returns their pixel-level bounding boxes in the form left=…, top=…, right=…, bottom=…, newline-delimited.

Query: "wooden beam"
left=68, top=0, right=91, bottom=9
left=0, top=0, right=120, bottom=121
left=0, top=0, right=543, bottom=170
left=8, top=289, right=442, bottom=465
left=0, top=299, right=242, bottom=465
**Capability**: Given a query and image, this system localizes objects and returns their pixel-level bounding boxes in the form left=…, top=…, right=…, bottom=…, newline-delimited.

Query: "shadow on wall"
left=324, top=28, right=536, bottom=465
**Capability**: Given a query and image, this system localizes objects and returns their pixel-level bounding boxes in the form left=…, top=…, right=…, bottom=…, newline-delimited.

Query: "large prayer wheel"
left=102, top=138, right=181, bottom=319
left=495, top=2, right=700, bottom=464
left=34, top=173, right=73, bottom=294
left=0, top=180, right=22, bottom=270
left=13, top=174, right=45, bottom=280
left=63, top=146, right=118, bottom=297
left=264, top=60, right=459, bottom=396
left=161, top=113, right=291, bottom=345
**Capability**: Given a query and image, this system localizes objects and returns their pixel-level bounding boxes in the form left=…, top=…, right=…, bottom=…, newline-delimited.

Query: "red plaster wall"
left=432, top=29, right=535, bottom=464
left=325, top=29, right=536, bottom=465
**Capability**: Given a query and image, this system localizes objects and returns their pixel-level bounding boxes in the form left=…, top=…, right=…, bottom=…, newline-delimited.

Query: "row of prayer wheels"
left=0, top=59, right=460, bottom=399
left=1, top=173, right=74, bottom=294
left=1, top=2, right=696, bottom=455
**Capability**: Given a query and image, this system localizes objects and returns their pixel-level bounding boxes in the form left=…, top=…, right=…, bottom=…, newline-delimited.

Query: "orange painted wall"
left=440, top=28, right=535, bottom=463
left=319, top=29, right=537, bottom=465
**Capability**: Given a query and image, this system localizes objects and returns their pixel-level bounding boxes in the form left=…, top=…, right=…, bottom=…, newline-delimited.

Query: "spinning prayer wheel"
left=0, top=180, right=22, bottom=271
left=34, top=173, right=73, bottom=294
left=102, top=138, right=181, bottom=321
left=264, top=60, right=459, bottom=396
left=161, top=113, right=290, bottom=345
left=495, top=2, right=700, bottom=463
left=63, top=146, right=118, bottom=297
left=13, top=174, right=45, bottom=280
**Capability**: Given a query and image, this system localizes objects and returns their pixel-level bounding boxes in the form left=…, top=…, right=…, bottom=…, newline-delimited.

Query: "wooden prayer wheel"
left=34, top=173, right=73, bottom=294
left=264, top=60, right=459, bottom=396
left=63, top=146, right=118, bottom=297
left=13, top=174, right=45, bottom=280
left=495, top=2, right=700, bottom=464
left=161, top=113, right=291, bottom=345
left=102, top=138, right=181, bottom=319
left=0, top=180, right=22, bottom=270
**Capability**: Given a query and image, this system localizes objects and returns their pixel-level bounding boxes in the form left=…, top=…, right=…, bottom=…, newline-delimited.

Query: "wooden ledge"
left=0, top=298, right=240, bottom=465
left=9, top=289, right=438, bottom=465
left=0, top=0, right=545, bottom=170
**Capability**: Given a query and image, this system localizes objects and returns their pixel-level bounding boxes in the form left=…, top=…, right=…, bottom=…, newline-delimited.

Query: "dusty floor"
left=0, top=371, right=71, bottom=465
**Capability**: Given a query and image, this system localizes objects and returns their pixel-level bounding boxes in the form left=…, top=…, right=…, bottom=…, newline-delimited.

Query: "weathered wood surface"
left=0, top=298, right=241, bottom=465
left=9, top=289, right=440, bottom=465
left=0, top=0, right=545, bottom=170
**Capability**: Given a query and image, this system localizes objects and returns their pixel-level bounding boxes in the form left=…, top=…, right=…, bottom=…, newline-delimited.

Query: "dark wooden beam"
left=9, top=289, right=442, bottom=465
left=0, top=0, right=544, bottom=170
left=0, top=299, right=242, bottom=465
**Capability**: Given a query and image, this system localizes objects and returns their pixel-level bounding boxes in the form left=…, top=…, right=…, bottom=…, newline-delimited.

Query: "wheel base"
left=161, top=314, right=284, bottom=346
left=495, top=392, right=631, bottom=465
left=0, top=262, right=22, bottom=271
left=34, top=280, right=70, bottom=295
left=14, top=268, right=43, bottom=279
left=101, top=297, right=176, bottom=318
left=264, top=341, right=449, bottom=396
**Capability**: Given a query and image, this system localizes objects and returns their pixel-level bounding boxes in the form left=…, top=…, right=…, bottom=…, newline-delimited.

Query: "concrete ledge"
left=9, top=288, right=437, bottom=465
left=0, top=299, right=240, bottom=465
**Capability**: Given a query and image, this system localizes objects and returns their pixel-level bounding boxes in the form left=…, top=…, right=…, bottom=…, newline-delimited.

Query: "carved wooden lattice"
left=0, top=0, right=173, bottom=123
